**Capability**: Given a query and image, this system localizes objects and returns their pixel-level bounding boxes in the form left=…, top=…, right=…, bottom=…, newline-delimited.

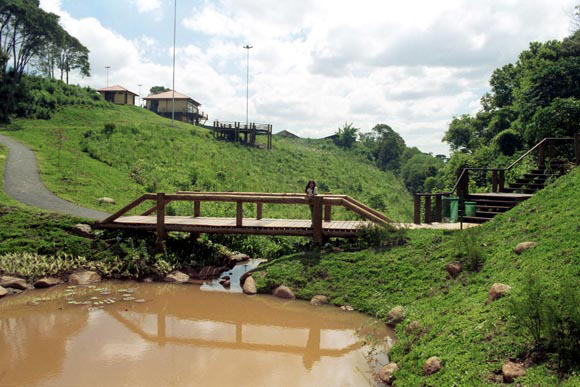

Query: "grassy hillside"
left=0, top=104, right=411, bottom=221
left=255, top=166, right=580, bottom=386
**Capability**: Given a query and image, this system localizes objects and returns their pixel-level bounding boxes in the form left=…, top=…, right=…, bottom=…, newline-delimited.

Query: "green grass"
left=0, top=105, right=412, bottom=221
left=255, top=167, right=580, bottom=386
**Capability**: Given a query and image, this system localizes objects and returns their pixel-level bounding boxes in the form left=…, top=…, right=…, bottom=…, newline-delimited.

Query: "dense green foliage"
left=333, top=122, right=359, bottom=149
left=433, top=31, right=580, bottom=194
left=1, top=104, right=412, bottom=222
left=0, top=0, right=92, bottom=122
left=256, top=167, right=580, bottom=386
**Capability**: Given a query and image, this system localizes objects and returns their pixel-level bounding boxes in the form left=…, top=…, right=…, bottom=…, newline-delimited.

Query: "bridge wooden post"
left=236, top=201, right=243, bottom=227
left=256, top=202, right=263, bottom=220
left=434, top=194, right=442, bottom=222
left=424, top=195, right=432, bottom=224
left=491, top=170, right=498, bottom=193
left=324, top=204, right=332, bottom=222
left=575, top=132, right=580, bottom=165
left=194, top=200, right=200, bottom=217
left=312, top=196, right=323, bottom=243
left=413, top=195, right=421, bottom=224
left=156, top=192, right=166, bottom=250
left=499, top=170, right=505, bottom=192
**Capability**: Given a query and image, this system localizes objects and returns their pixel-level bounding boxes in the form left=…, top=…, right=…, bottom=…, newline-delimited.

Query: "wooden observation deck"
left=97, top=192, right=392, bottom=246
left=211, top=121, right=273, bottom=149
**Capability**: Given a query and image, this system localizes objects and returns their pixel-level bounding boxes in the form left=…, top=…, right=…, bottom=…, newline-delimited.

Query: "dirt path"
left=0, top=133, right=109, bottom=221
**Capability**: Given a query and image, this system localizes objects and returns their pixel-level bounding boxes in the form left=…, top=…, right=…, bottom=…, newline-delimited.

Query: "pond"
left=0, top=282, right=394, bottom=386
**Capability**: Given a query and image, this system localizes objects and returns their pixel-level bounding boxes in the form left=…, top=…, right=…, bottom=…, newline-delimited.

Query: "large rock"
left=423, top=356, right=442, bottom=376
left=273, top=285, right=295, bottom=300
left=487, top=283, right=511, bottom=304
left=242, top=276, right=257, bottom=295
left=164, top=271, right=190, bottom=283
left=386, top=306, right=406, bottom=327
left=378, top=363, right=399, bottom=385
left=68, top=271, right=101, bottom=285
left=502, top=361, right=526, bottom=383
left=310, top=295, right=328, bottom=306
left=72, top=223, right=92, bottom=238
left=34, top=277, right=62, bottom=288
left=445, top=262, right=463, bottom=278
left=0, top=275, right=30, bottom=290
left=0, top=286, right=7, bottom=298
left=97, top=197, right=115, bottom=205
left=514, top=242, right=538, bottom=255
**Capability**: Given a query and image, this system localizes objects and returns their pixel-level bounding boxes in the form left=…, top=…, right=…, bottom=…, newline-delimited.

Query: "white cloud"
left=134, top=0, right=162, bottom=13
left=41, top=0, right=577, bottom=155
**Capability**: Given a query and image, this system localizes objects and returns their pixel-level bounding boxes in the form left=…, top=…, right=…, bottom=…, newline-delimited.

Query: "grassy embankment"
left=1, top=104, right=411, bottom=222
left=254, top=167, right=580, bottom=386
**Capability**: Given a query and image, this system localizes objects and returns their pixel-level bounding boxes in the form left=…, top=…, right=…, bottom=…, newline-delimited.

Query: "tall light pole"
left=171, top=0, right=177, bottom=126
left=243, top=44, right=252, bottom=128
left=105, top=66, right=111, bottom=87
left=138, top=84, right=142, bottom=107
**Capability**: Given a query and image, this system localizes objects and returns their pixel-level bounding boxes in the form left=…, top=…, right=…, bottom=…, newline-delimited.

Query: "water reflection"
left=0, top=282, right=393, bottom=387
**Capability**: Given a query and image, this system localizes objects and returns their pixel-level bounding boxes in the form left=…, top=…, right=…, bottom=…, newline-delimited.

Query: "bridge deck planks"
left=108, top=215, right=367, bottom=234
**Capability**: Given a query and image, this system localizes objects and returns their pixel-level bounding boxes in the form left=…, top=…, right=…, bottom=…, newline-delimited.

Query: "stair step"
left=475, top=205, right=512, bottom=210
left=476, top=211, right=504, bottom=217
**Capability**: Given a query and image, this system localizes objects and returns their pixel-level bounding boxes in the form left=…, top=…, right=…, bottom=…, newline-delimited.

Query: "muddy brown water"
left=0, top=282, right=394, bottom=387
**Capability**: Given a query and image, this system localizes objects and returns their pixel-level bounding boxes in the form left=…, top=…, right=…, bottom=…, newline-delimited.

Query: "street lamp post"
left=138, top=84, right=142, bottom=107
left=105, top=66, right=111, bottom=87
left=243, top=44, right=252, bottom=128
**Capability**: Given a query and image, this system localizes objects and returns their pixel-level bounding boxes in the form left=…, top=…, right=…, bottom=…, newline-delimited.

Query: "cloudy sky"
left=39, top=0, right=576, bottom=155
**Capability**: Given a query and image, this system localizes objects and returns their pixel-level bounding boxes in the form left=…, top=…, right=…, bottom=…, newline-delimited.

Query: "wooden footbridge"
left=98, top=192, right=392, bottom=245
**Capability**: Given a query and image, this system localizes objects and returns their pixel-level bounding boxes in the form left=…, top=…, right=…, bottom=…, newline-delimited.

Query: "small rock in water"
left=340, top=305, right=354, bottom=311
left=135, top=299, right=145, bottom=303
left=272, top=285, right=295, bottom=300
left=310, top=295, right=328, bottom=306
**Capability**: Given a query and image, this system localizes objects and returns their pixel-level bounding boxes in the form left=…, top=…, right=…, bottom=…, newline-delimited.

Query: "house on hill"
left=98, top=85, right=138, bottom=105
left=275, top=130, right=300, bottom=138
left=143, top=90, right=208, bottom=125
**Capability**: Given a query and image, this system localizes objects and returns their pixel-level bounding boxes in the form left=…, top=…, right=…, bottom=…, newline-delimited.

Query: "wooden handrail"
left=101, top=192, right=390, bottom=227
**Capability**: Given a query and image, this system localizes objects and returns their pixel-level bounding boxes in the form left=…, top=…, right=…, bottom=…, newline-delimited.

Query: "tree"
left=370, top=124, right=406, bottom=171
left=55, top=34, right=90, bottom=83
left=334, top=122, right=358, bottom=149
left=401, top=153, right=443, bottom=193
left=150, top=86, right=170, bottom=95
left=442, top=114, right=475, bottom=152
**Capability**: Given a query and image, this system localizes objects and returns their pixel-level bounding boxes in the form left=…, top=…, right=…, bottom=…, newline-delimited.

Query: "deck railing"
left=100, top=192, right=392, bottom=245
left=413, top=134, right=580, bottom=224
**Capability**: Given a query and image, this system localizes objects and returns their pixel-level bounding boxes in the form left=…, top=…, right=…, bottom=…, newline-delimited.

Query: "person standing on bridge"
left=305, top=180, right=318, bottom=219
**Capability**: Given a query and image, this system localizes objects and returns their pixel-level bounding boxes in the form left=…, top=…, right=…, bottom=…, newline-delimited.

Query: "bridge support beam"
left=312, top=196, right=323, bottom=244
left=156, top=192, right=166, bottom=251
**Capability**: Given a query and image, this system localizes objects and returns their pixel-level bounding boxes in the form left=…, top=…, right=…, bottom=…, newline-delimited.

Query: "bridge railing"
left=100, top=192, right=392, bottom=244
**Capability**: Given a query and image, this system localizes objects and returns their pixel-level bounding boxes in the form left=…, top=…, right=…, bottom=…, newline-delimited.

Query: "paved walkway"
left=0, top=133, right=109, bottom=221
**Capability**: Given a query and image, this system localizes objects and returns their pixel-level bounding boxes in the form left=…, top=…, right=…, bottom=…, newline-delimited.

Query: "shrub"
left=452, top=228, right=485, bottom=272
left=509, top=273, right=580, bottom=369
left=355, top=223, right=407, bottom=248
left=102, top=123, right=116, bottom=136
